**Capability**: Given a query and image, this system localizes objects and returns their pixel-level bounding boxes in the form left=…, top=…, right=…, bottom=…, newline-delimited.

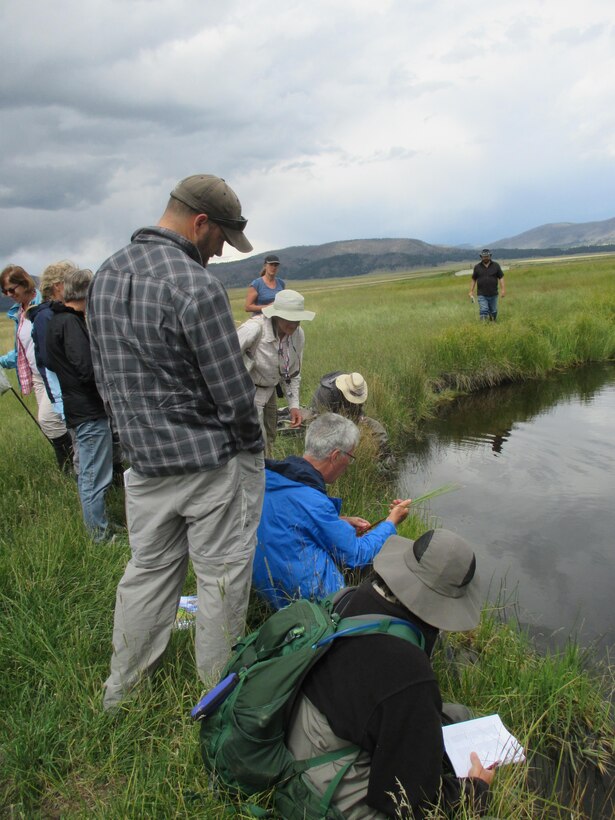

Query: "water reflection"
left=399, top=364, right=615, bottom=652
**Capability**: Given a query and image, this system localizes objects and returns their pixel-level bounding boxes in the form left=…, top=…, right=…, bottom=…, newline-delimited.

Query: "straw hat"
left=335, top=372, right=368, bottom=404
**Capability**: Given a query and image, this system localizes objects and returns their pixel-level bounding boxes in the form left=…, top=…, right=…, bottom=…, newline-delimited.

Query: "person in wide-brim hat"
left=284, top=526, right=494, bottom=818
left=237, top=289, right=315, bottom=454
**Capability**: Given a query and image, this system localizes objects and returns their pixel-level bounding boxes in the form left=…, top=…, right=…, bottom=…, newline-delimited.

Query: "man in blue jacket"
left=252, top=412, right=411, bottom=608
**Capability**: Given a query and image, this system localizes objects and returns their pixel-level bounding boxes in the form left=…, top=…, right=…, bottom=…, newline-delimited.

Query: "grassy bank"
left=1, top=256, right=613, bottom=817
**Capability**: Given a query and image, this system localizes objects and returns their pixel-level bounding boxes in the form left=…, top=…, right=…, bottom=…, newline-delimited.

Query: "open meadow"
left=1, top=256, right=614, bottom=817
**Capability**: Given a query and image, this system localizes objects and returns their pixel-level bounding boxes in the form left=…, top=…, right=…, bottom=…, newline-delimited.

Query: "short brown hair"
left=1, top=264, right=36, bottom=293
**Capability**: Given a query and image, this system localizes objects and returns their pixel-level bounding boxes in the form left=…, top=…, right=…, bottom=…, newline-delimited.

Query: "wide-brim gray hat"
left=262, top=289, right=315, bottom=321
left=373, top=529, right=482, bottom=631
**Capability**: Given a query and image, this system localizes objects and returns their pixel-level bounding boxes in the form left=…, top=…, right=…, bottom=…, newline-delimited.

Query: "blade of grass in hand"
left=363, top=483, right=461, bottom=531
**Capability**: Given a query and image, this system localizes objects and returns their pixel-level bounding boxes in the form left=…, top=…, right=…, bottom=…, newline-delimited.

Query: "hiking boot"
left=51, top=432, right=74, bottom=474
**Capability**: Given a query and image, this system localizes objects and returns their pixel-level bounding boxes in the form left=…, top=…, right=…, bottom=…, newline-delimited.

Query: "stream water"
left=398, top=363, right=615, bottom=655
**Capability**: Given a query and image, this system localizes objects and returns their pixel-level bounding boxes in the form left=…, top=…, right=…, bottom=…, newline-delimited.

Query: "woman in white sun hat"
left=237, top=289, right=315, bottom=455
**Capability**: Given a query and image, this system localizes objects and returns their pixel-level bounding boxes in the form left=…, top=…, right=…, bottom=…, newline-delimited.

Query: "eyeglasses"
left=3, top=286, right=20, bottom=295
left=340, top=450, right=356, bottom=462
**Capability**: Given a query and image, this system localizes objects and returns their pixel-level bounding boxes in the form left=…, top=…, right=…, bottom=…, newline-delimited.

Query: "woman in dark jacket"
left=46, top=268, right=113, bottom=542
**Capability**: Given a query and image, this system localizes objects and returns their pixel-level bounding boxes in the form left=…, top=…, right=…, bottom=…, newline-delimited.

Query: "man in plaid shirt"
left=88, top=175, right=265, bottom=711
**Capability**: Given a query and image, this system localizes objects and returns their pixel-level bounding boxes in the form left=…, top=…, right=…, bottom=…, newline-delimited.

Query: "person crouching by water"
left=252, top=412, right=411, bottom=609
left=285, top=529, right=493, bottom=818
left=244, top=254, right=285, bottom=314
left=237, top=289, right=314, bottom=456
left=311, top=370, right=392, bottom=464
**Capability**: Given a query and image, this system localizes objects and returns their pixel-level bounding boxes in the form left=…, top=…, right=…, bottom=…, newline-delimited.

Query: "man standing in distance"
left=469, top=249, right=506, bottom=321
left=88, top=174, right=265, bottom=711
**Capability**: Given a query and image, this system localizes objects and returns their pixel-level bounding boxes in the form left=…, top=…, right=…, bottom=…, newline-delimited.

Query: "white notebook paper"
left=442, top=714, right=525, bottom=777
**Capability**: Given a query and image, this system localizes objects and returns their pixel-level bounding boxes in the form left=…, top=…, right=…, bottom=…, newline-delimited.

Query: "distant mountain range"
left=210, top=215, right=615, bottom=287
left=490, top=217, right=615, bottom=249
left=2, top=217, right=614, bottom=313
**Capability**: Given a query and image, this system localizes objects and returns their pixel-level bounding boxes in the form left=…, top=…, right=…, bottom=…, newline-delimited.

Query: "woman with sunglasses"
left=0, top=264, right=73, bottom=472
left=244, top=254, right=286, bottom=314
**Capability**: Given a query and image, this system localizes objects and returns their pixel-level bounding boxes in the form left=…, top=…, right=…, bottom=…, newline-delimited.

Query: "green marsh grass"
left=1, top=256, right=614, bottom=817
left=229, top=255, right=615, bottom=444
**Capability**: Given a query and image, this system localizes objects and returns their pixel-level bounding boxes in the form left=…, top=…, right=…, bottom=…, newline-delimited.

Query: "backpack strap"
left=328, top=585, right=357, bottom=614
left=317, top=747, right=362, bottom=817
left=314, top=615, right=425, bottom=651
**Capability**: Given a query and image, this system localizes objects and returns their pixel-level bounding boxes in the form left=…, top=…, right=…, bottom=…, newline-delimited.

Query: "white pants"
left=32, top=372, right=67, bottom=440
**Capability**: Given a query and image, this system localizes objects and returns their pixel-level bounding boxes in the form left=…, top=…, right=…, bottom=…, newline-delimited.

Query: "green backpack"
left=194, top=592, right=424, bottom=819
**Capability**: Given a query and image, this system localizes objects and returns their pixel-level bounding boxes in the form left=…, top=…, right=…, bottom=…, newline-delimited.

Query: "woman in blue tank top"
left=245, top=254, right=285, bottom=314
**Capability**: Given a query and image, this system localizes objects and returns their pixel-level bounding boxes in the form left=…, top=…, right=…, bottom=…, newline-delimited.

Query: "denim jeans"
left=74, top=417, right=113, bottom=541
left=478, top=294, right=499, bottom=320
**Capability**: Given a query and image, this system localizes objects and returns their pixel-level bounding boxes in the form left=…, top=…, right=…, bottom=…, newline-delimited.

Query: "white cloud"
left=1, top=0, right=614, bottom=273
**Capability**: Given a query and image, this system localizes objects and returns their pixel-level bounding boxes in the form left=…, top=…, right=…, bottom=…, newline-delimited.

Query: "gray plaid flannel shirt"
left=88, top=226, right=263, bottom=476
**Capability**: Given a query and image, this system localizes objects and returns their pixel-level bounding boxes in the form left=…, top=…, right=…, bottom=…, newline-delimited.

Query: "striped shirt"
left=88, top=226, right=263, bottom=476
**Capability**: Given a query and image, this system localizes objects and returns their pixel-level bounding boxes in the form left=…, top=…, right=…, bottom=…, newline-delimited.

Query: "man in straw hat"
left=285, top=528, right=494, bottom=818
left=88, top=174, right=265, bottom=711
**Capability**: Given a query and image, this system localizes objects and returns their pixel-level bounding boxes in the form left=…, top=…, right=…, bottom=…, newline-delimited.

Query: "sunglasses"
left=3, top=285, right=20, bottom=295
left=209, top=214, right=248, bottom=231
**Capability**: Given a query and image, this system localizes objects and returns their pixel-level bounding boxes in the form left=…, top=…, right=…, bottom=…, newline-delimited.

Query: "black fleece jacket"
left=46, top=303, right=107, bottom=427
left=300, top=581, right=490, bottom=818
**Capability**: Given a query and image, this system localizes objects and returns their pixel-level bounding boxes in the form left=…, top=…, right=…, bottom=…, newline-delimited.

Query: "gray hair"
left=63, top=268, right=93, bottom=302
left=304, top=412, right=360, bottom=460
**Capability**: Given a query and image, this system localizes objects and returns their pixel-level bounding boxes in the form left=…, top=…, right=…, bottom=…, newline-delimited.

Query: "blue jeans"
left=74, top=417, right=113, bottom=541
left=478, top=294, right=499, bottom=320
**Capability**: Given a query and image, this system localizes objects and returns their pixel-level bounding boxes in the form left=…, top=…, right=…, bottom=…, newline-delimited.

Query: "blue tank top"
left=250, top=277, right=285, bottom=306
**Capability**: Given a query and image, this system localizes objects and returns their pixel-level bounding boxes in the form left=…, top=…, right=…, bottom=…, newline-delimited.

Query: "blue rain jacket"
left=252, top=456, right=396, bottom=609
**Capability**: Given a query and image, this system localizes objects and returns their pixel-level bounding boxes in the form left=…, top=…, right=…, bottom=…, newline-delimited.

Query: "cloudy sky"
left=2, top=0, right=614, bottom=274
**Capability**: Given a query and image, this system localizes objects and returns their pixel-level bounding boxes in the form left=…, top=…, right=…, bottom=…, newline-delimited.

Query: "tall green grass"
left=229, top=256, right=615, bottom=444
left=1, top=256, right=613, bottom=817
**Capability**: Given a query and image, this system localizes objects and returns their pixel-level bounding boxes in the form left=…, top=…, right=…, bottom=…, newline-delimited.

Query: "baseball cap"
left=264, top=254, right=280, bottom=265
left=373, top=529, right=482, bottom=631
left=480, top=249, right=492, bottom=257
left=170, top=174, right=253, bottom=253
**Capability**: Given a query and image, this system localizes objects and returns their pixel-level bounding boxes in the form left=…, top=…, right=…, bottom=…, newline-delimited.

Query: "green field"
left=231, top=254, right=615, bottom=446
left=1, top=256, right=613, bottom=817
